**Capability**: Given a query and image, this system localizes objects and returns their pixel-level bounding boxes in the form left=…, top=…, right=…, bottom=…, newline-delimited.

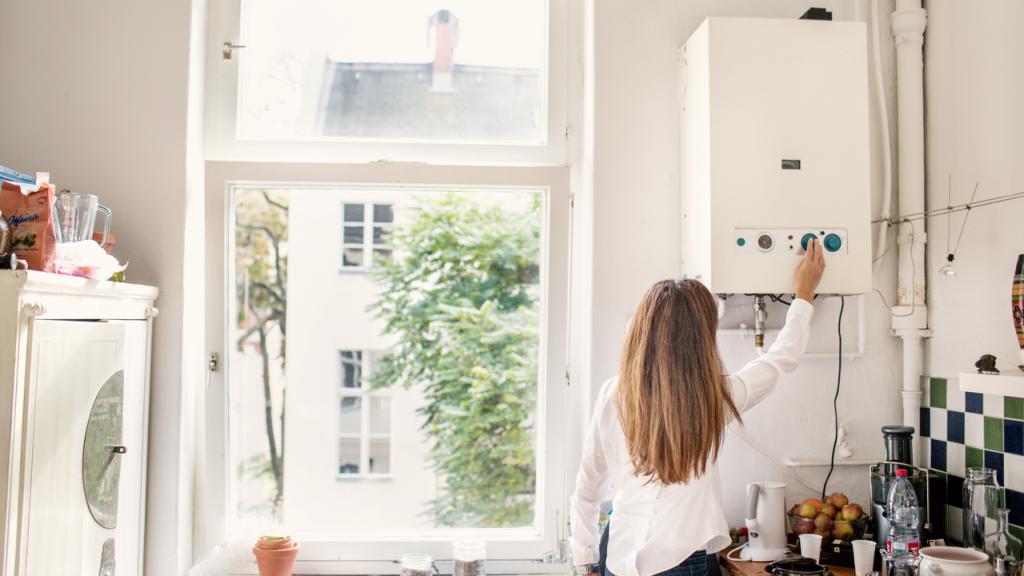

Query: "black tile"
left=948, top=410, right=965, bottom=444
left=947, top=473, right=965, bottom=508
left=931, top=439, right=948, bottom=472
left=1006, top=419, right=1024, bottom=456
left=1007, top=489, right=1024, bottom=526
left=966, top=392, right=984, bottom=414
left=985, top=451, right=1006, bottom=486
left=920, top=407, right=931, bottom=437
left=929, top=472, right=948, bottom=538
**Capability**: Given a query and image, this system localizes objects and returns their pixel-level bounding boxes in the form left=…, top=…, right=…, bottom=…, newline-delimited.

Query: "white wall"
left=0, top=0, right=204, bottom=573
left=924, top=0, right=1024, bottom=377
left=584, top=0, right=903, bottom=523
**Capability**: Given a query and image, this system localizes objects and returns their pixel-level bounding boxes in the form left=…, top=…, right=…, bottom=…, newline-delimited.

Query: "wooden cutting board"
left=719, top=550, right=857, bottom=576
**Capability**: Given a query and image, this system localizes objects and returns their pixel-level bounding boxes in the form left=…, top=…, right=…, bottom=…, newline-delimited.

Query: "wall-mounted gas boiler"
left=681, top=17, right=871, bottom=295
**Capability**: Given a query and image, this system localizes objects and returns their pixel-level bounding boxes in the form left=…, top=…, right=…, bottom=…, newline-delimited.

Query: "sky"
left=243, top=0, right=548, bottom=69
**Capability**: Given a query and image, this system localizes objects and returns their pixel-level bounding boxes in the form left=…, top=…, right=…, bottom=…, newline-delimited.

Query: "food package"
left=0, top=180, right=57, bottom=271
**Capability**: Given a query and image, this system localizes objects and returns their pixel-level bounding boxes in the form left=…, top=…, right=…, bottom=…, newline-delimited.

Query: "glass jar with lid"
left=964, top=467, right=1003, bottom=550
left=400, top=553, right=433, bottom=576
left=452, top=540, right=486, bottom=576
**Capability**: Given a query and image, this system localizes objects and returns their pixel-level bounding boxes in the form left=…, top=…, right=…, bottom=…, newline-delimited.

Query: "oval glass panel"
left=82, top=370, right=124, bottom=529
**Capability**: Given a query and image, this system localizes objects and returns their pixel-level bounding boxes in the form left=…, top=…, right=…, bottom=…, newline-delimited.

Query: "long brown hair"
left=615, top=279, right=741, bottom=485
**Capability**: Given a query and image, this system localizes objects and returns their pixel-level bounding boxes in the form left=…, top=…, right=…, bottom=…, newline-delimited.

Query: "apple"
left=804, top=498, right=824, bottom=512
left=814, top=513, right=833, bottom=531
left=815, top=528, right=831, bottom=538
left=828, top=492, right=850, bottom=508
left=832, top=521, right=855, bottom=540
left=795, top=518, right=816, bottom=534
left=821, top=503, right=838, bottom=518
left=798, top=503, right=818, bottom=519
left=842, top=503, right=864, bottom=521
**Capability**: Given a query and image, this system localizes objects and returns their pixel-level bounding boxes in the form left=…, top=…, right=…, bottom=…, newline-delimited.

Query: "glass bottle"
left=453, top=540, right=486, bottom=576
left=400, top=553, right=433, bottom=576
left=986, top=509, right=1023, bottom=563
left=964, top=467, right=1002, bottom=550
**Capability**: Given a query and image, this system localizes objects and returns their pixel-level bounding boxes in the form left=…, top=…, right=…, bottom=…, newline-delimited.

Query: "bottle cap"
left=896, top=468, right=909, bottom=477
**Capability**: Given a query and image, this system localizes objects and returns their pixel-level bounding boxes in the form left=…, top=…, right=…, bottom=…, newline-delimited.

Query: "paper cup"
left=852, top=539, right=877, bottom=576
left=798, top=534, right=823, bottom=563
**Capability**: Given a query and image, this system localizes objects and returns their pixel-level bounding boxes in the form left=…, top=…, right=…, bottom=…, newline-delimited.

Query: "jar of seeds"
left=452, top=541, right=486, bottom=576
left=400, top=553, right=433, bottom=576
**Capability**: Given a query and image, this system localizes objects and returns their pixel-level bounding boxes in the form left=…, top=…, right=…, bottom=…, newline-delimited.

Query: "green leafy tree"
left=371, top=194, right=540, bottom=527
left=234, top=190, right=289, bottom=510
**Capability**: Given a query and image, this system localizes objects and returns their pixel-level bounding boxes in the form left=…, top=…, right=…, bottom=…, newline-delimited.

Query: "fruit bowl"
left=787, top=511, right=869, bottom=541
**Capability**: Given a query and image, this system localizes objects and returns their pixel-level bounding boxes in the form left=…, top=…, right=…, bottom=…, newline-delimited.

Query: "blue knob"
left=800, top=233, right=818, bottom=251
left=737, top=237, right=746, bottom=247
left=824, top=233, right=842, bottom=252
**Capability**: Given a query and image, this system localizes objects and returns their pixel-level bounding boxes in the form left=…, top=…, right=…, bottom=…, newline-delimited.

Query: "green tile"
left=1006, top=397, right=1024, bottom=420
left=1011, top=524, right=1024, bottom=543
left=966, top=446, right=984, bottom=470
left=985, top=417, right=1004, bottom=451
left=931, top=378, right=948, bottom=409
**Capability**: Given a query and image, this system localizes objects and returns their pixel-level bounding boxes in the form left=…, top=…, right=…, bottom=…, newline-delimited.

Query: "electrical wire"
left=822, top=296, right=845, bottom=499
left=872, top=221, right=918, bottom=318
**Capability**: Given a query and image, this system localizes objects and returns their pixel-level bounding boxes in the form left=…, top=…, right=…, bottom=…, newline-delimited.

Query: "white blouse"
left=569, top=298, right=814, bottom=576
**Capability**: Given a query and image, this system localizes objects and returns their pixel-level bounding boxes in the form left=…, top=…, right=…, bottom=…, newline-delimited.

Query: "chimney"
left=429, top=9, right=458, bottom=93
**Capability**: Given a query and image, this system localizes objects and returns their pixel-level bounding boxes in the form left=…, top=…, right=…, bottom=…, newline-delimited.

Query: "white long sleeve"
left=567, top=299, right=814, bottom=576
left=727, top=298, right=814, bottom=414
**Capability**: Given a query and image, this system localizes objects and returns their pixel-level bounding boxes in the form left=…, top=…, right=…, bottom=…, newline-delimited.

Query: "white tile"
left=947, top=443, right=966, bottom=477
left=948, top=389, right=965, bottom=412
left=1005, top=454, right=1024, bottom=493
left=931, top=408, right=948, bottom=441
left=965, top=413, right=985, bottom=448
left=947, top=506, right=964, bottom=544
left=922, top=441, right=930, bottom=468
left=985, top=394, right=1004, bottom=418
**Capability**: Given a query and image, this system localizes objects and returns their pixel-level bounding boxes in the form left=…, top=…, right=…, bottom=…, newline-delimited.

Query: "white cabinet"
left=0, top=271, right=157, bottom=576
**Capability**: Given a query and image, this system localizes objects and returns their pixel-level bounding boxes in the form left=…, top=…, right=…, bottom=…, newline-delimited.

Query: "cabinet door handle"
left=106, top=444, right=127, bottom=454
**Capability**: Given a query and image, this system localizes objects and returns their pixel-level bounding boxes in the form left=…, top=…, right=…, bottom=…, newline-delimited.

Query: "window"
left=341, top=203, right=394, bottom=269
left=338, top=351, right=392, bottom=476
left=205, top=0, right=571, bottom=164
left=205, top=165, right=570, bottom=571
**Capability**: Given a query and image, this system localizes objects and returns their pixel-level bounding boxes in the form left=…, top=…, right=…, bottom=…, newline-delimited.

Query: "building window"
left=342, top=202, right=394, bottom=269
left=338, top=351, right=391, bottom=476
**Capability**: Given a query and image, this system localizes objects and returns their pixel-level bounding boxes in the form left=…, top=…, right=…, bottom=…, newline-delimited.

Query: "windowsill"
left=335, top=473, right=394, bottom=481
left=339, top=267, right=372, bottom=274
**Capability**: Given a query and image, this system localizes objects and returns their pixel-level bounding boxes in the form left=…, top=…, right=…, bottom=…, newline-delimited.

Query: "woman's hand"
left=795, top=239, right=825, bottom=303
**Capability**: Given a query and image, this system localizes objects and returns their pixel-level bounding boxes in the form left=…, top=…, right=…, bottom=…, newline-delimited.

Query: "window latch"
left=223, top=41, right=247, bottom=60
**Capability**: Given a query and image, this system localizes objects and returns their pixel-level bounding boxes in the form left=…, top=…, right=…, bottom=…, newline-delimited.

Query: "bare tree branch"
left=261, top=190, right=289, bottom=212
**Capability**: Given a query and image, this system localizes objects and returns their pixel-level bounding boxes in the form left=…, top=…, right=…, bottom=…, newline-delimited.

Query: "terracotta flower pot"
left=253, top=538, right=299, bottom=576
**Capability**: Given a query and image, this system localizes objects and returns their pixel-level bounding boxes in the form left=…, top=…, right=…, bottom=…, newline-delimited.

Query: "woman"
left=570, top=240, right=826, bottom=576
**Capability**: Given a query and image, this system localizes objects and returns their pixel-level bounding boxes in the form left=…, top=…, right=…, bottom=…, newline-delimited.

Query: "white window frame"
left=340, top=202, right=394, bottom=271
left=204, top=0, right=570, bottom=166
left=202, top=161, right=572, bottom=574
left=337, top=350, right=393, bottom=479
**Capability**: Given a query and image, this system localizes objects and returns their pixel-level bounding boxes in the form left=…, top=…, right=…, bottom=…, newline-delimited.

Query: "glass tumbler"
left=964, top=467, right=1002, bottom=550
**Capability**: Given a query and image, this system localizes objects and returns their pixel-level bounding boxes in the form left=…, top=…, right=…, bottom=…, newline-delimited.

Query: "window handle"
left=223, top=42, right=247, bottom=60
left=106, top=444, right=127, bottom=455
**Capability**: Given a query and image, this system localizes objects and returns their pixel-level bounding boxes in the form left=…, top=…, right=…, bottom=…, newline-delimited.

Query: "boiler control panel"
left=734, top=228, right=848, bottom=255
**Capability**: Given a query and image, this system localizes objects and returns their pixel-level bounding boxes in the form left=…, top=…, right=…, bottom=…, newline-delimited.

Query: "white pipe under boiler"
left=890, top=0, right=931, bottom=466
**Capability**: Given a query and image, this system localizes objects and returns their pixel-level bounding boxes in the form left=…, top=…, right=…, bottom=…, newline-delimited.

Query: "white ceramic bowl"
left=918, top=546, right=994, bottom=576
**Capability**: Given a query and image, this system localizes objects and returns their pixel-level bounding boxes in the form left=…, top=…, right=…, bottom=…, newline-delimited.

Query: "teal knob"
left=800, top=233, right=818, bottom=251
left=737, top=237, right=746, bottom=247
left=824, top=233, right=842, bottom=252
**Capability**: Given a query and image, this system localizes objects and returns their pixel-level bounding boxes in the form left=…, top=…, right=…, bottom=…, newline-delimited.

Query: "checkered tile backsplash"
left=923, top=377, right=1024, bottom=544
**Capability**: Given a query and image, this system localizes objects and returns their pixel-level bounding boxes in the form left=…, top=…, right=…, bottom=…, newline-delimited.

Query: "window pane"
left=372, top=249, right=392, bottom=265
left=340, top=351, right=362, bottom=388
left=373, top=204, right=394, bottom=223
left=369, top=440, right=391, bottom=474
left=342, top=248, right=363, bottom=267
left=231, top=186, right=543, bottom=536
left=369, top=396, right=391, bottom=435
left=344, top=204, right=365, bottom=223
left=236, top=0, right=548, bottom=143
left=339, top=439, right=361, bottom=475
left=372, top=226, right=387, bottom=245
left=339, top=397, right=362, bottom=434
left=344, top=226, right=364, bottom=244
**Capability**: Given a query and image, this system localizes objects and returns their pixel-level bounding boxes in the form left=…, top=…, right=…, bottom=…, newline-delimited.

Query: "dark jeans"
left=599, top=524, right=720, bottom=576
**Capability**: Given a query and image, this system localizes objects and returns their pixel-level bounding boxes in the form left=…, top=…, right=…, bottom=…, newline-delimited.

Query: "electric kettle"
left=740, top=481, right=789, bottom=562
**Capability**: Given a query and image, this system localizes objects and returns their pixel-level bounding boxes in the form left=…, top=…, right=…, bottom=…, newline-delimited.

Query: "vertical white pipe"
left=890, top=0, right=930, bottom=465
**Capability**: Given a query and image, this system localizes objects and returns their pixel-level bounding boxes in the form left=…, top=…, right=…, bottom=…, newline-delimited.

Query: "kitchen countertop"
left=720, top=550, right=856, bottom=576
